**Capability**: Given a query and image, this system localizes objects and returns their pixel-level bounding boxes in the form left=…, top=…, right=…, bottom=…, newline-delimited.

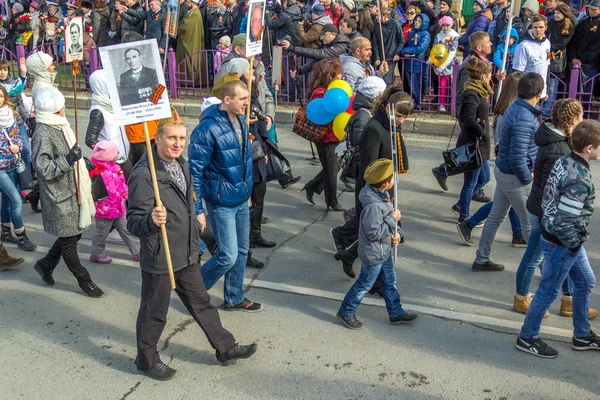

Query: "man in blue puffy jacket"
left=189, top=80, right=263, bottom=312
left=471, top=73, right=544, bottom=272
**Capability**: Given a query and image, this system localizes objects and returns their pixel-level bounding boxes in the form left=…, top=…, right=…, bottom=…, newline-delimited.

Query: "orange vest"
left=125, top=120, right=159, bottom=144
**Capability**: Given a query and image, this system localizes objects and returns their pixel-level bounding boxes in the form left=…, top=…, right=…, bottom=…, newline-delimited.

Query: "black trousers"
left=119, top=159, right=133, bottom=181
left=135, top=264, right=236, bottom=370
left=38, top=234, right=91, bottom=284
left=251, top=180, right=267, bottom=207
left=305, top=142, right=339, bottom=207
left=129, top=141, right=154, bottom=167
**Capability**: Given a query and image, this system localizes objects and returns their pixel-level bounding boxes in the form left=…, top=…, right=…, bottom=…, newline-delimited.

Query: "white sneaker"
left=106, top=230, right=123, bottom=243
left=439, top=105, right=447, bottom=113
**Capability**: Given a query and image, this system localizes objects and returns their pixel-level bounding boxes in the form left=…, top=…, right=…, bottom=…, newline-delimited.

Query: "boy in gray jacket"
left=337, top=159, right=418, bottom=329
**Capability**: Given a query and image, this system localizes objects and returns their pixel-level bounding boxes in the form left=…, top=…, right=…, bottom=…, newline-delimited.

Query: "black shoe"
left=34, top=261, right=55, bottom=285
left=451, top=204, right=460, bottom=215
left=330, top=227, right=345, bottom=252
left=223, top=297, right=263, bottom=312
left=1, top=225, right=17, bottom=244
left=432, top=167, right=448, bottom=191
left=343, top=182, right=355, bottom=192
left=334, top=252, right=355, bottom=278
left=79, top=281, right=106, bottom=298
left=302, top=185, right=315, bottom=205
left=26, top=185, right=42, bottom=213
left=456, top=221, right=474, bottom=246
left=472, top=260, right=505, bottom=272
left=390, top=311, right=419, bottom=324
left=281, top=176, right=301, bottom=189
left=261, top=216, right=270, bottom=225
left=516, top=336, right=559, bottom=358
left=139, top=361, right=177, bottom=381
left=472, top=189, right=492, bottom=203
left=459, top=218, right=483, bottom=228
left=16, top=230, right=37, bottom=252
left=250, top=235, right=276, bottom=248
left=327, top=204, right=346, bottom=212
left=216, top=343, right=257, bottom=365
left=337, top=311, right=363, bottom=329
left=572, top=330, right=600, bottom=351
left=512, top=235, right=527, bottom=248
left=246, top=256, right=265, bottom=269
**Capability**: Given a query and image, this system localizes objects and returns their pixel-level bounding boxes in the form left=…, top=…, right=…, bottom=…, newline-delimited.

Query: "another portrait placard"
left=65, top=16, right=83, bottom=62
left=98, top=39, right=171, bottom=125
left=245, top=0, right=266, bottom=57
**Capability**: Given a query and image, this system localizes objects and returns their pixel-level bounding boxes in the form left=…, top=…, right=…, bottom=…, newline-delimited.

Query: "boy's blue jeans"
left=339, top=256, right=404, bottom=318
left=520, top=238, right=596, bottom=340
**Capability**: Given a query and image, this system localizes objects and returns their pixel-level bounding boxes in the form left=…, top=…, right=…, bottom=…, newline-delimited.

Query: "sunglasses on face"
left=406, top=11, right=415, bottom=15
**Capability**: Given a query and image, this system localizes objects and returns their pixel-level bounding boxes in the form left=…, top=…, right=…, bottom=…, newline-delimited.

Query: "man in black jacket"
left=127, top=110, right=257, bottom=381
left=568, top=0, right=600, bottom=98
left=115, top=0, right=145, bottom=36
left=266, top=0, right=304, bottom=46
left=281, top=24, right=351, bottom=75
left=145, top=0, right=166, bottom=53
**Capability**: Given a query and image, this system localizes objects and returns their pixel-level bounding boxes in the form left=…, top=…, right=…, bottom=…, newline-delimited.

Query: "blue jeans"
left=339, top=256, right=404, bottom=318
left=515, top=213, right=574, bottom=296
left=200, top=201, right=250, bottom=306
left=459, top=160, right=490, bottom=220
left=18, top=124, right=30, bottom=170
left=520, top=238, right=596, bottom=339
left=543, top=76, right=559, bottom=115
left=0, top=167, right=24, bottom=229
left=468, top=203, right=522, bottom=236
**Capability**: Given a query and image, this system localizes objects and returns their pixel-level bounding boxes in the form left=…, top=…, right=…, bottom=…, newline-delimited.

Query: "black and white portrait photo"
left=65, top=16, right=83, bottom=62
left=98, top=39, right=171, bottom=125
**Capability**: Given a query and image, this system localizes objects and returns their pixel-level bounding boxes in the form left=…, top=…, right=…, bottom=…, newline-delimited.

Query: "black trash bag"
left=265, top=140, right=292, bottom=182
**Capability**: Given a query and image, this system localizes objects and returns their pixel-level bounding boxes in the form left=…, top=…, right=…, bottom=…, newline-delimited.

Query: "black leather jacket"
left=289, top=33, right=352, bottom=74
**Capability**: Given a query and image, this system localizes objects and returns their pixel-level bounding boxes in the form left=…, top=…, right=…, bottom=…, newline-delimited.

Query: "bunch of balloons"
left=306, top=80, right=355, bottom=140
left=429, top=44, right=449, bottom=68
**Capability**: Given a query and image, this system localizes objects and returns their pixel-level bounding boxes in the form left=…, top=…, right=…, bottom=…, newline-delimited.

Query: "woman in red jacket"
left=302, top=58, right=345, bottom=211
left=322, top=0, right=342, bottom=28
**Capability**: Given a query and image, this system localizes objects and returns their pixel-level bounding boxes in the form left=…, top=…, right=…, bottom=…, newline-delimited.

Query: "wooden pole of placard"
left=246, top=56, right=255, bottom=125
left=376, top=0, right=386, bottom=65
left=143, top=121, right=176, bottom=289
left=73, top=63, right=81, bottom=204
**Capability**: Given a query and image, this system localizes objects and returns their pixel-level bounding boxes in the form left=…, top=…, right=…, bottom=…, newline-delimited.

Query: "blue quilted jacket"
left=495, top=97, right=542, bottom=185
left=188, top=104, right=253, bottom=214
left=401, top=13, right=431, bottom=73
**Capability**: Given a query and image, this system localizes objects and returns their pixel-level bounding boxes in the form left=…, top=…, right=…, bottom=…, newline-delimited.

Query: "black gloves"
left=65, top=146, right=83, bottom=166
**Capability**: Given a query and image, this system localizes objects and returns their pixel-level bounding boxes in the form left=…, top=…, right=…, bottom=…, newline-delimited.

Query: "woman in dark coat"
left=455, top=56, right=493, bottom=224
left=302, top=58, right=345, bottom=211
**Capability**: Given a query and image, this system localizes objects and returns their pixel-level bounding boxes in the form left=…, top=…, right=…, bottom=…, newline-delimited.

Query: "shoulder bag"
left=442, top=120, right=482, bottom=176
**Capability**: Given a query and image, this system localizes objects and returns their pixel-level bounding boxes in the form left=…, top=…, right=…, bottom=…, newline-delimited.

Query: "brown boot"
left=0, top=244, right=25, bottom=271
left=559, top=296, right=598, bottom=319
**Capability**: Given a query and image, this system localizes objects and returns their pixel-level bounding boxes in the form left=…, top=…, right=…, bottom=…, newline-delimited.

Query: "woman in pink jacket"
left=89, top=140, right=140, bottom=264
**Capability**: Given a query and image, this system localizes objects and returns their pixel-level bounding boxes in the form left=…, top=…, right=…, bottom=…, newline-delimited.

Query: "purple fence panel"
left=173, top=49, right=215, bottom=99
left=574, top=66, right=600, bottom=120
left=568, top=64, right=579, bottom=99
left=0, top=45, right=19, bottom=79
left=276, top=55, right=309, bottom=105
left=396, top=57, right=451, bottom=114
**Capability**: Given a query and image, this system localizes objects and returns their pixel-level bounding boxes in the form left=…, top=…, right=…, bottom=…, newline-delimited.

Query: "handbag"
left=264, top=140, right=292, bottom=182
left=549, top=50, right=567, bottom=74
left=88, top=162, right=109, bottom=202
left=251, top=136, right=266, bottom=162
left=292, top=106, right=329, bottom=143
left=441, top=121, right=482, bottom=176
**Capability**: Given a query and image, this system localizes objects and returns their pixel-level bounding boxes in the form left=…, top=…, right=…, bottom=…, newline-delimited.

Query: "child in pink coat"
left=90, top=141, right=140, bottom=264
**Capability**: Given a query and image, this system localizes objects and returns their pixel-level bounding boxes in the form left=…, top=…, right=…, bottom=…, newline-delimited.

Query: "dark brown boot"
left=0, top=244, right=24, bottom=271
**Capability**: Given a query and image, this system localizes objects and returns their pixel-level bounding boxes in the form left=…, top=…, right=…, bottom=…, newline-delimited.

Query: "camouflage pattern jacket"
left=541, top=153, right=596, bottom=252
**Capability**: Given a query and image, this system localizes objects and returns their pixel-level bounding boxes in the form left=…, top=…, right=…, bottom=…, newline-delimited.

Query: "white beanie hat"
left=26, top=51, right=54, bottom=77
left=357, top=76, right=387, bottom=100
left=34, top=87, right=65, bottom=114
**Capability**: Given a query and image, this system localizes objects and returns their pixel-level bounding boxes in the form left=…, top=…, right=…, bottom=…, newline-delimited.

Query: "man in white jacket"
left=512, top=14, right=551, bottom=98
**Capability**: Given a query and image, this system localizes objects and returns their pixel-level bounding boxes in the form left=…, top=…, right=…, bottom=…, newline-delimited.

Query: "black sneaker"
left=216, top=343, right=257, bottom=365
left=261, top=216, right=270, bottom=225
left=139, top=361, right=177, bottom=381
left=337, top=311, right=363, bottom=329
left=512, top=235, right=527, bottom=248
left=572, top=330, right=600, bottom=351
left=456, top=221, right=474, bottom=246
left=472, top=260, right=505, bottom=271
left=280, top=176, right=301, bottom=189
left=516, top=336, right=559, bottom=358
left=330, top=227, right=345, bottom=253
left=451, top=204, right=460, bottom=215
left=34, top=261, right=55, bottom=285
left=472, top=189, right=492, bottom=203
left=246, top=256, right=265, bottom=269
left=390, top=311, right=419, bottom=324
left=223, top=298, right=263, bottom=312
left=432, top=167, right=448, bottom=191
left=458, top=218, right=483, bottom=228
left=79, top=281, right=106, bottom=298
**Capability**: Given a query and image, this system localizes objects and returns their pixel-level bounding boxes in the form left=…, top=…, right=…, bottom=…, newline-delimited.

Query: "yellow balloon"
left=327, top=80, right=352, bottom=97
left=429, top=44, right=449, bottom=68
left=333, top=112, right=352, bottom=140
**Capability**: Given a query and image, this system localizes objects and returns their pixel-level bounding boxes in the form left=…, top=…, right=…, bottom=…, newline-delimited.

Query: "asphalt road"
left=1, top=111, right=599, bottom=400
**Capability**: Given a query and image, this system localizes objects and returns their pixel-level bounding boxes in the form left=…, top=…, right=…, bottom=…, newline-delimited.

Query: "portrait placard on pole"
left=65, top=16, right=84, bottom=62
left=99, top=39, right=171, bottom=125
left=245, top=0, right=266, bottom=57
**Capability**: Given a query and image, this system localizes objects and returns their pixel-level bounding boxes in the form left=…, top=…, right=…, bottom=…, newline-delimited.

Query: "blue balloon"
left=323, top=88, right=351, bottom=115
left=306, top=98, right=336, bottom=125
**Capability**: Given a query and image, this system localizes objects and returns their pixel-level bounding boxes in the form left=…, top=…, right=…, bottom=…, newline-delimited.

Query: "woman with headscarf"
left=85, top=70, right=132, bottom=179
left=31, top=87, right=105, bottom=298
left=177, top=0, right=205, bottom=87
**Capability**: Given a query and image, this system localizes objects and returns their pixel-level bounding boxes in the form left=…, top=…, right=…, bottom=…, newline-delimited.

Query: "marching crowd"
left=0, top=0, right=599, bottom=383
